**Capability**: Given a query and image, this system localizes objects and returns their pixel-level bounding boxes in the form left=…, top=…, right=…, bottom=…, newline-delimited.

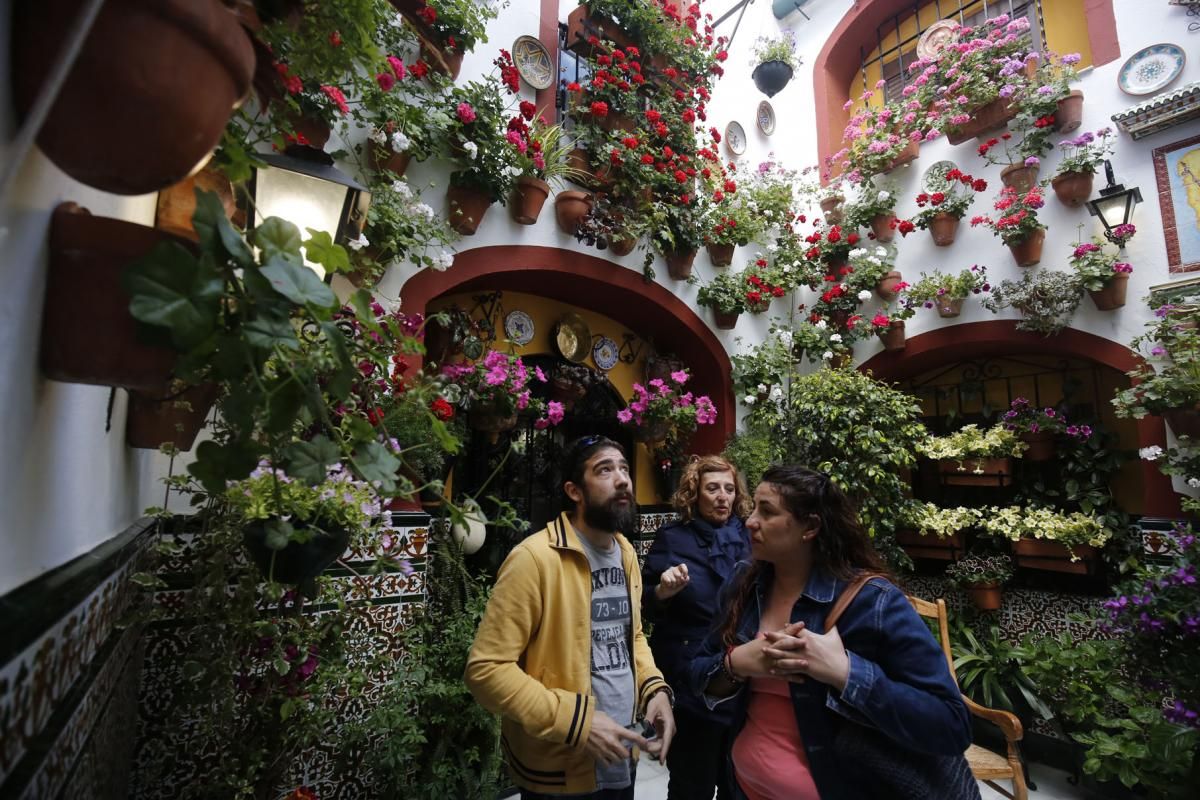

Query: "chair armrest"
left=962, top=694, right=1024, bottom=741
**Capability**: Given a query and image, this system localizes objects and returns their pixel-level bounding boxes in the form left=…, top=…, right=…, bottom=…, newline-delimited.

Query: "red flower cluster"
left=431, top=398, right=455, bottom=421
left=496, top=50, right=520, bottom=93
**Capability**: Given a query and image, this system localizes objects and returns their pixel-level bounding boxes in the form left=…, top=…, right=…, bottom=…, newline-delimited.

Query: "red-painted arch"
left=860, top=320, right=1180, bottom=517
left=398, top=245, right=734, bottom=454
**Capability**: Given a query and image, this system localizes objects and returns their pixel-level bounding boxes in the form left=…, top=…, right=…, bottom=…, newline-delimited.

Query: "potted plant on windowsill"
left=750, top=31, right=799, bottom=97
left=971, top=184, right=1049, bottom=267
left=1000, top=396, right=1094, bottom=462
left=983, top=269, right=1083, bottom=337
left=1051, top=128, right=1115, bottom=208
left=1069, top=237, right=1133, bottom=311
left=899, top=167, right=987, bottom=246
left=946, top=553, right=1014, bottom=611
left=917, top=423, right=1028, bottom=486
left=903, top=265, right=991, bottom=319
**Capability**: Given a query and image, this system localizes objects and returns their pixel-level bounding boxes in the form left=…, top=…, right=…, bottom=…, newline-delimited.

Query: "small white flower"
left=1139, top=445, right=1164, bottom=461
left=777, top=330, right=793, bottom=345
left=431, top=251, right=455, bottom=271
left=390, top=131, right=412, bottom=152
left=875, top=246, right=888, bottom=257
left=743, top=394, right=757, bottom=405
left=1188, top=477, right=1200, bottom=488
left=876, top=190, right=890, bottom=202
left=347, top=233, right=369, bottom=251
left=370, top=128, right=387, bottom=145
left=815, top=319, right=828, bottom=330
left=848, top=247, right=867, bottom=258
left=414, top=202, right=436, bottom=219
left=463, top=141, right=479, bottom=159
left=769, top=385, right=783, bottom=400
left=822, top=350, right=834, bottom=360
left=756, top=383, right=768, bottom=394
left=767, top=242, right=778, bottom=252
left=829, top=333, right=843, bottom=343
left=857, top=289, right=872, bottom=301
left=391, top=180, right=412, bottom=198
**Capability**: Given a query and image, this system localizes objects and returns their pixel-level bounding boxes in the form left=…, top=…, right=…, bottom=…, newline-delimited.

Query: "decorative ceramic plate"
left=756, top=101, right=776, bottom=135
left=917, top=20, right=959, bottom=60
left=512, top=35, right=554, bottom=90
left=593, top=336, right=619, bottom=371
left=922, top=160, right=958, bottom=191
left=554, top=314, right=591, bottom=363
left=1119, top=43, right=1186, bottom=96
left=503, top=310, right=535, bottom=346
left=725, top=121, right=747, bottom=156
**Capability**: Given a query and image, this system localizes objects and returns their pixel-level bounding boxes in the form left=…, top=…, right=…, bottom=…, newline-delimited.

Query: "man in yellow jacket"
left=465, top=435, right=676, bottom=798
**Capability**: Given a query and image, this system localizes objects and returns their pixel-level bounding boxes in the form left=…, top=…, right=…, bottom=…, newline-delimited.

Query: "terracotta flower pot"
left=820, top=195, right=845, bottom=225
left=870, top=214, right=897, bottom=243
left=596, top=111, right=635, bottom=134
left=367, top=139, right=413, bottom=177
left=828, top=351, right=853, bottom=369
left=126, top=383, right=220, bottom=451
left=946, top=96, right=1017, bottom=146
left=609, top=236, right=638, bottom=256
left=1088, top=273, right=1129, bottom=311
left=636, top=420, right=671, bottom=444
left=713, top=310, right=740, bottom=330
left=567, top=147, right=611, bottom=190
left=929, top=213, right=960, bottom=246
left=41, top=204, right=186, bottom=389
left=1051, top=170, right=1095, bottom=208
left=1055, top=90, right=1084, bottom=133
left=1012, top=539, right=1098, bottom=575
left=564, top=5, right=636, bottom=56
left=1008, top=228, right=1046, bottom=267
left=510, top=177, right=550, bottom=225
left=885, top=138, right=921, bottom=172
left=707, top=242, right=735, bottom=267
left=446, top=183, right=494, bottom=235
left=966, top=582, right=1003, bottom=612
left=1163, top=406, right=1200, bottom=439
left=1020, top=430, right=1057, bottom=461
left=13, top=0, right=256, bottom=195
left=419, top=36, right=463, bottom=80
left=879, top=320, right=906, bottom=351
left=665, top=248, right=698, bottom=280
left=1000, top=162, right=1040, bottom=193
left=154, top=165, right=237, bottom=242
left=935, top=297, right=964, bottom=318
left=469, top=402, right=517, bottom=444
left=550, top=376, right=589, bottom=411
left=554, top=190, right=594, bottom=235
left=875, top=270, right=903, bottom=300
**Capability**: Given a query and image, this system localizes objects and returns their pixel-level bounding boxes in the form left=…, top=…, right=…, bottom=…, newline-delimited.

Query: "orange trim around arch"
left=398, top=245, right=735, bottom=455
left=860, top=320, right=1180, bottom=517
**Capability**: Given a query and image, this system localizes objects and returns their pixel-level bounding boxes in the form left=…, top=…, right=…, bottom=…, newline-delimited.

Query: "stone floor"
left=634, top=754, right=1089, bottom=799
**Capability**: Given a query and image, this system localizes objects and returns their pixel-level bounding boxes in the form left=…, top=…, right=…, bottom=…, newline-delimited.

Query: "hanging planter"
left=713, top=310, right=740, bottom=330
left=935, top=297, right=965, bottom=318
left=929, top=213, right=960, bottom=246
left=939, top=457, right=1013, bottom=486
left=751, top=60, right=793, bottom=97
left=367, top=139, right=413, bottom=177
left=1020, top=430, right=1057, bottom=461
left=1163, top=405, right=1200, bottom=439
left=870, top=214, right=897, bottom=243
left=41, top=204, right=185, bottom=389
left=635, top=421, right=671, bottom=444
left=966, top=582, right=1003, bottom=611
left=665, top=247, right=698, bottom=280
left=875, top=270, right=903, bottom=300
left=1000, top=162, right=1040, bottom=193
left=819, top=194, right=845, bottom=225
left=878, top=320, right=906, bottom=351
left=1055, top=90, right=1084, bottom=133
left=243, top=521, right=350, bottom=585
left=469, top=401, right=518, bottom=444
left=446, top=180, right=494, bottom=235
left=1012, top=539, right=1098, bottom=575
left=609, top=236, right=638, bottom=256
left=564, top=5, right=635, bottom=57
left=550, top=376, right=589, bottom=411
left=1051, top=171, right=1095, bottom=208
left=554, top=190, right=594, bottom=235
left=1088, top=274, right=1129, bottom=311
left=707, top=243, right=735, bottom=267
left=126, top=383, right=219, bottom=451
left=884, top=138, right=921, bottom=172
left=510, top=177, right=550, bottom=225
left=1007, top=228, right=1046, bottom=268
left=12, top=0, right=256, bottom=195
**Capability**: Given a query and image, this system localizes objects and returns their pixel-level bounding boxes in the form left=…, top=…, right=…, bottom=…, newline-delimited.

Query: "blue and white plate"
left=1119, top=43, right=1186, bottom=96
left=503, top=310, right=535, bottom=346
left=593, top=336, right=619, bottom=372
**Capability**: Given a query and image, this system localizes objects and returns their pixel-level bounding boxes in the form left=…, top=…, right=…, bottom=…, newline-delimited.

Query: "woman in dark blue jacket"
left=642, top=455, right=752, bottom=800
left=688, top=465, right=977, bottom=800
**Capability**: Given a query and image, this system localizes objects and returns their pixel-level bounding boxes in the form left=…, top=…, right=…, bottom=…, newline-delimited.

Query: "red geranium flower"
left=431, top=398, right=455, bottom=421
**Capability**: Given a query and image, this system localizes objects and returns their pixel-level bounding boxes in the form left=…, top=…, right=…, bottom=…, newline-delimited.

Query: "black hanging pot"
left=752, top=60, right=794, bottom=97
left=243, top=519, right=350, bottom=585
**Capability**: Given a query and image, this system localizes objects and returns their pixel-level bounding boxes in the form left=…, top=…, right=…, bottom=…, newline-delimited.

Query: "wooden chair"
left=907, top=594, right=1029, bottom=800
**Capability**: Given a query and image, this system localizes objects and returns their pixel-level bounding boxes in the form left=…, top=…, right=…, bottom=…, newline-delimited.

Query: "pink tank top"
left=731, top=676, right=821, bottom=800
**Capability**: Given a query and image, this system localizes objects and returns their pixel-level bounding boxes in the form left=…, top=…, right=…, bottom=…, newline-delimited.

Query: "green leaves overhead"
left=123, top=241, right=223, bottom=351
left=303, top=229, right=351, bottom=275
left=284, top=436, right=341, bottom=485
left=259, top=253, right=338, bottom=312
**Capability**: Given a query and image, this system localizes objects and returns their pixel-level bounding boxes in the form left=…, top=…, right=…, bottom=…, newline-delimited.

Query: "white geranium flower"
left=769, top=385, right=783, bottom=400
left=875, top=246, right=888, bottom=257
left=743, top=394, right=757, bottom=405
left=462, top=141, right=478, bottom=159
left=390, top=131, right=412, bottom=152
left=815, top=319, right=828, bottom=330
left=1139, top=446, right=1164, bottom=461
left=370, top=128, right=387, bottom=145
left=757, top=383, right=768, bottom=394
left=391, top=180, right=412, bottom=198
left=857, top=289, right=872, bottom=301
left=431, top=251, right=455, bottom=271
left=821, top=350, right=834, bottom=360
left=829, top=333, right=843, bottom=343
left=767, top=242, right=778, bottom=252
left=1188, top=477, right=1200, bottom=488
left=777, top=330, right=793, bottom=345
left=414, top=202, right=436, bottom=219
left=848, top=247, right=867, bottom=258
left=347, top=233, right=369, bottom=251
left=876, top=190, right=890, bottom=202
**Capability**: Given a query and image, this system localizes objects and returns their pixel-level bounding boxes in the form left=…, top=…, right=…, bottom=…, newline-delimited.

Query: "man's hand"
left=584, top=710, right=647, bottom=767
left=655, top=563, right=690, bottom=601
left=644, top=690, right=676, bottom=762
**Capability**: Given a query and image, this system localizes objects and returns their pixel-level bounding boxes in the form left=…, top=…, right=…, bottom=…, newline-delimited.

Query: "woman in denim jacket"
left=689, top=465, right=977, bottom=800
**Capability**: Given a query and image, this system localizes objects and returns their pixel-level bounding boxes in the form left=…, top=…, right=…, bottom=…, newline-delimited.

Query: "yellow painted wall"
left=428, top=289, right=666, bottom=505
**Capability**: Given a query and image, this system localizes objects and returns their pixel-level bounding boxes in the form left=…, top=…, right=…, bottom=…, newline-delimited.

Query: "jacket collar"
left=754, top=563, right=839, bottom=604
left=547, top=512, right=630, bottom=559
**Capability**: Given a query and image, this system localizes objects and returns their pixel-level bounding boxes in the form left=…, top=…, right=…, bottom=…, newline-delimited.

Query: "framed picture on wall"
left=1153, top=133, right=1200, bottom=274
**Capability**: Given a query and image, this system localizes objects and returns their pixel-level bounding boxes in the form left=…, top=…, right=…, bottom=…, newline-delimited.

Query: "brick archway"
left=398, top=245, right=734, bottom=454
left=860, top=320, right=1180, bottom=516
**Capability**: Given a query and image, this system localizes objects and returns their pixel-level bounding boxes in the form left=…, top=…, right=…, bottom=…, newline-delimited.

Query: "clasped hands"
left=729, top=621, right=851, bottom=692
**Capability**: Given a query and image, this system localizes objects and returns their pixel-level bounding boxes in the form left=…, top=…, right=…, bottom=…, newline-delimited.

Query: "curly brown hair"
left=670, top=455, right=753, bottom=522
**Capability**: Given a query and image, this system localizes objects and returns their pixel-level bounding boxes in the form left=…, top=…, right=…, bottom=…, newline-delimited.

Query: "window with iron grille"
left=861, top=0, right=1046, bottom=104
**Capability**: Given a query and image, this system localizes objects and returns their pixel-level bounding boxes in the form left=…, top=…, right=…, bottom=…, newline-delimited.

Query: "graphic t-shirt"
left=577, top=533, right=635, bottom=790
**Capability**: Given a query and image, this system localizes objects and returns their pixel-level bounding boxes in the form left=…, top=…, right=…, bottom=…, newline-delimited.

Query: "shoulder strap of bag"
left=824, top=572, right=884, bottom=630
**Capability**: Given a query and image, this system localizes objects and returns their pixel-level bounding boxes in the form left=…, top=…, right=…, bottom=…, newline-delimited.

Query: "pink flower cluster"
left=616, top=370, right=717, bottom=432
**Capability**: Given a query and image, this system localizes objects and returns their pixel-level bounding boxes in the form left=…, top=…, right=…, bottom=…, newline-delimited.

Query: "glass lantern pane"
left=254, top=167, right=347, bottom=276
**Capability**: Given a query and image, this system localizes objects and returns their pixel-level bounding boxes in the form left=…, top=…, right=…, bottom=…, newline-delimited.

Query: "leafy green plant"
left=731, top=327, right=794, bottom=409
left=903, top=265, right=990, bottom=305
left=982, top=268, right=1082, bottom=336
left=696, top=269, right=754, bottom=315
left=916, top=424, right=1028, bottom=470
left=945, top=553, right=1013, bottom=587
left=899, top=502, right=982, bottom=538
left=751, top=31, right=800, bottom=69
left=1069, top=237, right=1132, bottom=292
left=1113, top=306, right=1200, bottom=419
left=950, top=620, right=1052, bottom=721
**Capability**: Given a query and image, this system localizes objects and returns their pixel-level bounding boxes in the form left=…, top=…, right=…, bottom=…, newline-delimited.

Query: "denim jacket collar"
left=753, top=563, right=839, bottom=604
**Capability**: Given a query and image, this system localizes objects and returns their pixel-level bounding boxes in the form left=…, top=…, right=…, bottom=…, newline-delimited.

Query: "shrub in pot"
left=945, top=553, right=1014, bottom=611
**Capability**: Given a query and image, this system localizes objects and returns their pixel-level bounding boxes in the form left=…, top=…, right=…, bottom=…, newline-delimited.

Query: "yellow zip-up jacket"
left=464, top=512, right=671, bottom=795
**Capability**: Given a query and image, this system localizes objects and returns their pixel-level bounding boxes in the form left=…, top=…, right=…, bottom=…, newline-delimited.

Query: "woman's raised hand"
left=655, top=563, right=690, bottom=600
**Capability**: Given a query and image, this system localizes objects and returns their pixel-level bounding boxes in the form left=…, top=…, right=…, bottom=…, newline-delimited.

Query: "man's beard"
left=582, top=489, right=637, bottom=536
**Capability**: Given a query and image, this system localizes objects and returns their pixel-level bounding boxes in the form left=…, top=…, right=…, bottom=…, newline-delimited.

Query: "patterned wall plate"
left=756, top=101, right=776, bottom=135
left=1118, top=43, right=1186, bottom=96
left=503, top=310, right=535, bottom=346
left=725, top=121, right=747, bottom=155
left=916, top=19, right=959, bottom=60
left=512, top=35, right=554, bottom=90
left=593, top=336, right=619, bottom=371
left=922, top=160, right=958, bottom=191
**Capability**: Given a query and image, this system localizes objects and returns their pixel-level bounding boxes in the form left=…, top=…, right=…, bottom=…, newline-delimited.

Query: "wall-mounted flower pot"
left=635, top=421, right=670, bottom=445
left=609, top=236, right=638, bottom=256
left=554, top=190, right=594, bottom=235
left=1163, top=405, right=1200, bottom=439
left=751, top=60, right=793, bottom=97
left=596, top=111, right=635, bottom=134
left=1088, top=273, right=1129, bottom=311
left=929, top=213, right=960, bottom=246
left=510, top=177, right=550, bottom=225
left=126, top=383, right=219, bottom=451
left=469, top=401, right=517, bottom=444
left=1055, top=90, right=1084, bottom=133
left=1000, top=162, right=1040, bottom=193
left=870, top=214, right=897, bottom=243
left=446, top=182, right=494, bottom=235
left=550, top=376, right=589, bottom=411
left=879, top=320, right=906, bottom=351
left=367, top=139, right=413, bottom=177
left=713, top=310, right=740, bottom=330
left=939, top=457, right=1013, bottom=486
left=966, top=582, right=1003, bottom=611
left=884, top=138, right=921, bottom=172
left=665, top=247, right=697, bottom=280
left=828, top=351, right=853, bottom=369
left=644, top=353, right=685, bottom=384
left=564, top=5, right=635, bottom=57
left=875, top=270, right=903, bottom=300
left=896, top=530, right=964, bottom=561
left=1051, top=170, right=1094, bottom=208
left=13, top=0, right=255, bottom=195
left=1020, top=430, right=1056, bottom=461
left=154, top=165, right=238, bottom=242
left=566, top=147, right=612, bottom=191
left=419, top=37, right=463, bottom=80
left=41, top=204, right=186, bottom=389
left=1007, top=228, right=1045, bottom=267
left=707, top=243, right=735, bottom=267
left=1012, top=539, right=1097, bottom=575
left=946, top=97, right=1016, bottom=146
left=819, top=195, right=845, bottom=225
left=243, top=521, right=350, bottom=585
left=935, top=297, right=964, bottom=318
